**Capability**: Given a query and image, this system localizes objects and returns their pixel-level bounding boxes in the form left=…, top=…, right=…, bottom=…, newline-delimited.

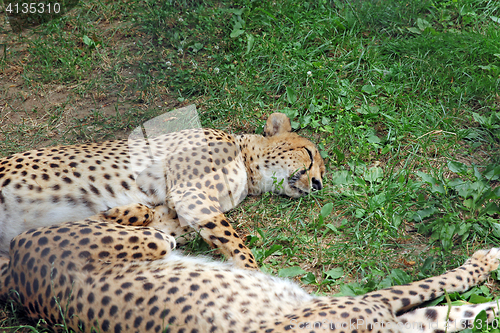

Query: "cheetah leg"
left=197, top=213, right=259, bottom=270
left=147, top=205, right=196, bottom=245
left=398, top=301, right=500, bottom=333
left=94, top=203, right=194, bottom=244
left=94, top=203, right=158, bottom=226
left=363, top=248, right=500, bottom=314
left=171, top=188, right=259, bottom=270
left=81, top=204, right=179, bottom=262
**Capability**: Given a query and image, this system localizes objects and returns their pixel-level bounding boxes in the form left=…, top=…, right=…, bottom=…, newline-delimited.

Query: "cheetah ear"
left=264, top=113, right=292, bottom=137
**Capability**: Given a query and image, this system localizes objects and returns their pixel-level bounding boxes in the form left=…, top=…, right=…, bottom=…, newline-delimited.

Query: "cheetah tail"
left=397, top=301, right=500, bottom=333
left=363, top=248, right=500, bottom=314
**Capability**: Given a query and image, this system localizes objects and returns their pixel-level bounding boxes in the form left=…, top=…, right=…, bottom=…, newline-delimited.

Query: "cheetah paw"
left=467, top=248, right=500, bottom=272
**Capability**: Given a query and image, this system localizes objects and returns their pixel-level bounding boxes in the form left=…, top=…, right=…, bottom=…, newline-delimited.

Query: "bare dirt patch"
left=0, top=10, right=182, bottom=154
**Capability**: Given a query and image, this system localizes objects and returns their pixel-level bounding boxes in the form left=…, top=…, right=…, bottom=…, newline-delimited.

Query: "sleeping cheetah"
left=0, top=113, right=325, bottom=269
left=1, top=204, right=499, bottom=333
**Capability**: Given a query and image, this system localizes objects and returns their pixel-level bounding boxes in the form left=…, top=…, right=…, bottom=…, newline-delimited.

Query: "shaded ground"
left=0, top=10, right=184, bottom=155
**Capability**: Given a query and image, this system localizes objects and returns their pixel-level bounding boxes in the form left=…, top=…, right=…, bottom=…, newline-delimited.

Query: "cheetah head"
left=257, top=113, right=326, bottom=198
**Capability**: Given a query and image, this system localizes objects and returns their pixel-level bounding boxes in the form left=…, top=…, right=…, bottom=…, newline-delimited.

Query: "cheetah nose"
left=312, top=177, right=322, bottom=191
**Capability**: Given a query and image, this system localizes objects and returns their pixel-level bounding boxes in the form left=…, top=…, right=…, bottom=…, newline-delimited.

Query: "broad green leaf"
left=194, top=43, right=203, bottom=51
left=484, top=202, right=499, bottom=216
left=398, top=173, right=406, bottom=184
left=300, top=115, right=311, bottom=127
left=331, top=171, right=352, bottom=185
left=416, top=171, right=433, bottom=183
left=412, top=206, right=438, bottom=222
left=441, top=237, right=452, bottom=251
left=325, top=224, right=339, bottom=234
left=392, top=215, right=402, bottom=228
left=473, top=166, right=483, bottom=180
left=490, top=222, right=500, bottom=238
left=245, top=34, right=255, bottom=54
left=338, top=284, right=357, bottom=296
left=425, top=295, right=445, bottom=307
left=286, top=86, right=297, bottom=104
left=431, top=182, right=445, bottom=194
left=457, top=183, right=475, bottom=199
left=390, top=269, right=412, bottom=285
left=420, top=256, right=435, bottom=273
left=364, top=167, right=383, bottom=182
left=369, top=193, right=386, bottom=208
left=407, top=27, right=421, bottom=34
left=417, top=18, right=431, bottom=30
left=353, top=176, right=366, bottom=187
left=320, top=125, right=334, bottom=134
left=448, top=178, right=465, bottom=188
left=325, top=267, right=344, bottom=280
left=264, top=244, right=283, bottom=258
left=377, top=277, right=392, bottom=289
left=361, top=84, right=379, bottom=94
left=278, top=266, right=306, bottom=278
left=495, top=186, right=500, bottom=197
left=247, top=234, right=260, bottom=247
left=230, top=21, right=245, bottom=38
left=355, top=208, right=365, bottom=218
left=473, top=112, right=488, bottom=125
left=301, top=272, right=317, bottom=285
left=381, top=145, right=391, bottom=154
left=448, top=161, right=468, bottom=175
left=357, top=105, right=380, bottom=114
left=479, top=285, right=491, bottom=297
left=484, top=164, right=500, bottom=180
left=440, top=225, right=456, bottom=251
left=460, top=286, right=480, bottom=300
left=252, top=248, right=265, bottom=262
left=416, top=171, right=445, bottom=194
left=457, top=222, right=471, bottom=236
left=367, top=134, right=381, bottom=144
left=469, top=294, right=492, bottom=304
left=472, top=223, right=486, bottom=236
left=228, top=8, right=245, bottom=15
left=320, top=203, right=333, bottom=218
left=230, top=29, right=245, bottom=38
left=83, top=35, right=94, bottom=46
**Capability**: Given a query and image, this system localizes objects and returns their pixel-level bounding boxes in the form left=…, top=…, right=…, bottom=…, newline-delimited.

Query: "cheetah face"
left=286, top=144, right=326, bottom=197
left=258, top=113, right=326, bottom=198
left=264, top=137, right=326, bottom=198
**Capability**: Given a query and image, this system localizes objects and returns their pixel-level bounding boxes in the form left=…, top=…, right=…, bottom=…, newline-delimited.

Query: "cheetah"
left=1, top=204, right=500, bottom=333
left=0, top=113, right=325, bottom=269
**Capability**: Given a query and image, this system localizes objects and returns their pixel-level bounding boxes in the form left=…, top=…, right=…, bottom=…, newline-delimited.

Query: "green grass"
left=1, top=0, right=500, bottom=330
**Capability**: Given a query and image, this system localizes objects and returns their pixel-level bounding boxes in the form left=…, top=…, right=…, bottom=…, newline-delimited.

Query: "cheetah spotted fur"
left=0, top=204, right=499, bottom=333
left=0, top=113, right=325, bottom=269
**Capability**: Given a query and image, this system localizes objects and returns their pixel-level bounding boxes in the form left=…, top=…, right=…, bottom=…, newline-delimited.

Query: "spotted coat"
left=0, top=204, right=499, bottom=333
